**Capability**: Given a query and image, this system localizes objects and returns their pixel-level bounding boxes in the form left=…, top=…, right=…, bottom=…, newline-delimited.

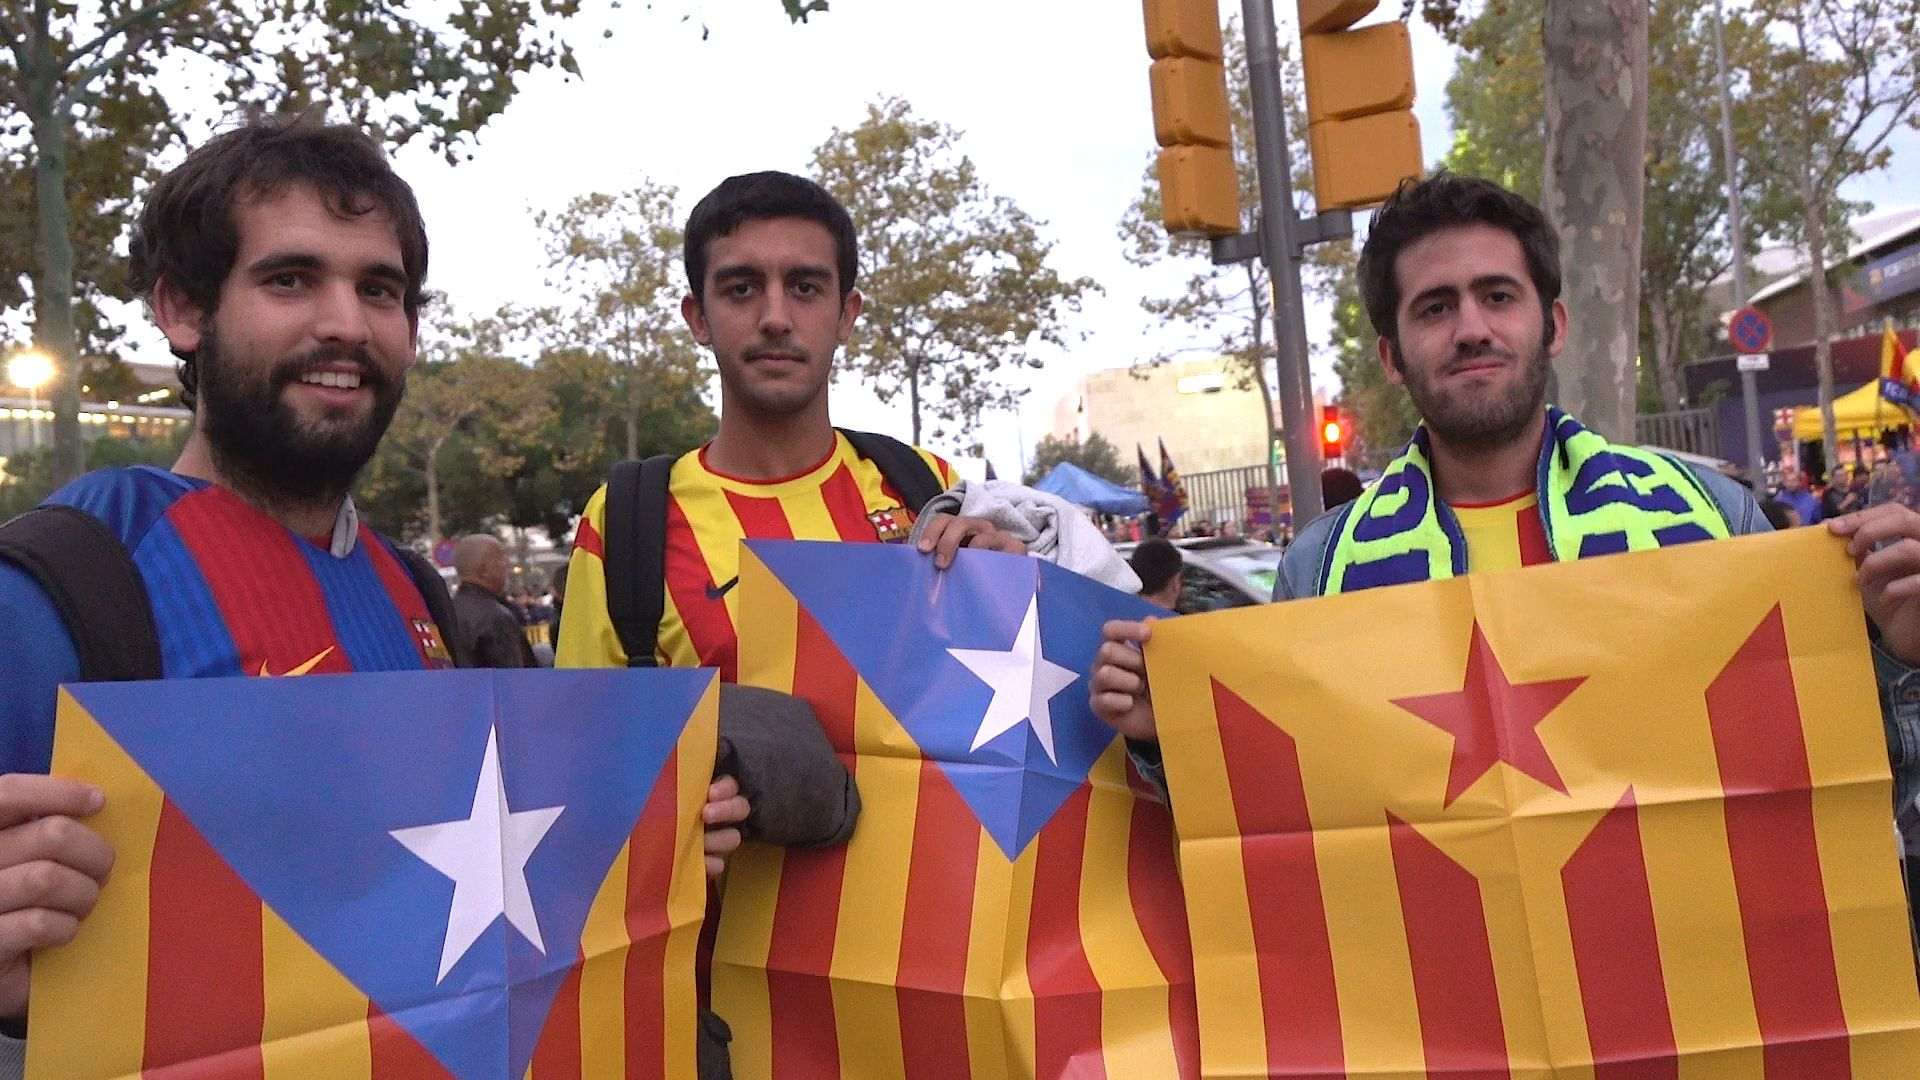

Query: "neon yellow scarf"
left=1320, top=408, right=1729, bottom=594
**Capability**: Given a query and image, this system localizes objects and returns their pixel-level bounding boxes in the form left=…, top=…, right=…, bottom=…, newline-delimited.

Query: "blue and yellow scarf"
left=1318, top=408, right=1729, bottom=594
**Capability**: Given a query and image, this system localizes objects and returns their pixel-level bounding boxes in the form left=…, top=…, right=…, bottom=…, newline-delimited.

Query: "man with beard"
left=1088, top=174, right=1920, bottom=819
left=0, top=117, right=457, bottom=1044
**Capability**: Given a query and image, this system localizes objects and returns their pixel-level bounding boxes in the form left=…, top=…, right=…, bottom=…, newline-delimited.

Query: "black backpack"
left=0, top=504, right=464, bottom=681
left=600, top=428, right=945, bottom=668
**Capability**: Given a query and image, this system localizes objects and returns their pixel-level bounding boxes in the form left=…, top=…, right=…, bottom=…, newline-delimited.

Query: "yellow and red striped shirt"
left=556, top=433, right=954, bottom=678
left=1450, top=491, right=1552, bottom=573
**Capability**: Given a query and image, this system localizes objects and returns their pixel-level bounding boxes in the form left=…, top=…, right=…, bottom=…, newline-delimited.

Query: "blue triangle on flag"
left=747, top=540, right=1158, bottom=859
left=69, top=668, right=711, bottom=1080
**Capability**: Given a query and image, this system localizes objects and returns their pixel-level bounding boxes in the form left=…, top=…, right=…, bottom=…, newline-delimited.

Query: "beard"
left=1396, top=337, right=1551, bottom=452
left=193, top=327, right=405, bottom=509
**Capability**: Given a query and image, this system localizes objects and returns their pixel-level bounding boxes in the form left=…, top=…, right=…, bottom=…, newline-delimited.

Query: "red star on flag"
left=1392, top=622, right=1586, bottom=807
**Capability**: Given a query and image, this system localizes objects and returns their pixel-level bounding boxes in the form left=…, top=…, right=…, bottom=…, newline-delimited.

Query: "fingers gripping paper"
left=1148, top=527, right=1920, bottom=1079
left=30, top=669, right=717, bottom=1080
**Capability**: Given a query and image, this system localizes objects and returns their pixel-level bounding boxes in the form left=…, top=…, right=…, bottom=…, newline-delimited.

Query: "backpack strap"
left=604, top=454, right=677, bottom=668
left=838, top=428, right=945, bottom=513
left=385, top=537, right=466, bottom=668
left=0, top=505, right=162, bottom=682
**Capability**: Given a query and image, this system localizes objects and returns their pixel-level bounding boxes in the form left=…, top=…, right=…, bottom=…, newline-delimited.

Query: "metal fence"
left=1178, top=464, right=1273, bottom=530
left=1635, top=408, right=1720, bottom=457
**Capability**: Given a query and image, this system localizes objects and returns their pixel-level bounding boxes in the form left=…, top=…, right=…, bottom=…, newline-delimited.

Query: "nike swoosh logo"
left=705, top=577, right=739, bottom=601
left=258, top=646, right=335, bottom=678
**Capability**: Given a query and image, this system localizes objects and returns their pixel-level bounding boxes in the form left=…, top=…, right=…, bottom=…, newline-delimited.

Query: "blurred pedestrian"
left=1775, top=466, right=1821, bottom=526
left=452, top=534, right=535, bottom=669
left=1321, top=466, right=1365, bottom=510
left=1822, top=464, right=1870, bottom=520
left=1130, top=537, right=1184, bottom=611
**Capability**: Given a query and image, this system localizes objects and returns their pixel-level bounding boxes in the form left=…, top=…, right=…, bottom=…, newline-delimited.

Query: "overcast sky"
left=82, top=1, right=1920, bottom=478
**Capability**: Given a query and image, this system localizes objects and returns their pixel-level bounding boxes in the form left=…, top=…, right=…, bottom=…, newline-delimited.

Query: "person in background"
left=1823, top=464, right=1870, bottom=521
left=452, top=533, right=536, bottom=669
left=1775, top=466, right=1821, bottom=526
left=1321, top=466, right=1365, bottom=510
left=1129, top=537, right=1184, bottom=611
left=1760, top=498, right=1799, bottom=531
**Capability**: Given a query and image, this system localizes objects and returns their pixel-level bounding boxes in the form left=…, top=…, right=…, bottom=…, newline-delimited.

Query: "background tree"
left=1326, top=245, right=1419, bottom=469
left=1022, top=431, right=1130, bottom=486
left=811, top=97, right=1097, bottom=445
left=359, top=316, right=551, bottom=542
left=533, top=182, right=708, bottom=461
left=1539, top=0, right=1649, bottom=441
left=2, top=2, right=597, bottom=486
left=1433, top=0, right=1795, bottom=415
left=1118, top=17, right=1344, bottom=502
left=1745, top=0, right=1919, bottom=471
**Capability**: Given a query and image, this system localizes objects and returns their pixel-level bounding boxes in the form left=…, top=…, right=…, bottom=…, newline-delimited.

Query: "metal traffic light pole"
left=1236, top=0, right=1326, bottom=523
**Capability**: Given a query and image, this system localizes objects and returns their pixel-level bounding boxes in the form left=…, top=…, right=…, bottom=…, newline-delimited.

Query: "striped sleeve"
left=554, top=485, right=632, bottom=670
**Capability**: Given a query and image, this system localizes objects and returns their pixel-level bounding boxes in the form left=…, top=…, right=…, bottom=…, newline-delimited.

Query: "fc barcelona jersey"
left=556, top=434, right=955, bottom=679
left=49, top=466, right=450, bottom=679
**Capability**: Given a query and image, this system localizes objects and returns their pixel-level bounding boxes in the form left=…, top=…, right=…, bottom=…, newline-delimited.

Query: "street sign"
left=1737, top=353, right=1770, bottom=372
left=1729, top=306, right=1773, bottom=354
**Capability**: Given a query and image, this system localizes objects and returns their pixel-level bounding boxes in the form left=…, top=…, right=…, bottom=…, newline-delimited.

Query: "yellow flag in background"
left=1148, top=527, right=1920, bottom=1079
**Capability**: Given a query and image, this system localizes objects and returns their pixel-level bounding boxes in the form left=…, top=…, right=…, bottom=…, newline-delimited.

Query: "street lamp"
left=7, top=349, right=55, bottom=451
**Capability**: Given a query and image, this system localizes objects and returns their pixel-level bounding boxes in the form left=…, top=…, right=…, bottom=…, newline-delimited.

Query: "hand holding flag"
left=0, top=774, right=111, bottom=1021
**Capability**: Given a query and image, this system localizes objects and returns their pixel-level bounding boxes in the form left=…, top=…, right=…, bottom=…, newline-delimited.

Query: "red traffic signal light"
left=1321, top=405, right=1347, bottom=460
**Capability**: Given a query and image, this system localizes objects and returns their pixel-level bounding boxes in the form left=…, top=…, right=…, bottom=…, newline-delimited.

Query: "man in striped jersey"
left=556, top=171, right=1024, bottom=691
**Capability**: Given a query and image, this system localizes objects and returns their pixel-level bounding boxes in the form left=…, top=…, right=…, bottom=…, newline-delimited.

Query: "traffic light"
left=1298, top=0, right=1422, bottom=210
left=1321, top=404, right=1347, bottom=461
left=1143, top=0, right=1240, bottom=237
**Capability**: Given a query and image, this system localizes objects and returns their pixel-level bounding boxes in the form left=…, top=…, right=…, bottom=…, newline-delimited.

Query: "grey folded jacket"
left=716, top=683, right=860, bottom=848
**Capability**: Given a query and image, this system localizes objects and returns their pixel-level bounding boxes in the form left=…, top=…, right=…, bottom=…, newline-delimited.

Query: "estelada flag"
left=29, top=668, right=717, bottom=1080
left=716, top=540, right=1199, bottom=1079
left=1878, top=320, right=1918, bottom=409
left=1148, top=527, right=1920, bottom=1079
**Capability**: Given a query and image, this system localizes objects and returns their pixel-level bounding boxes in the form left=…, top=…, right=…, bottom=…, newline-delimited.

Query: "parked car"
left=1114, top=536, right=1285, bottom=613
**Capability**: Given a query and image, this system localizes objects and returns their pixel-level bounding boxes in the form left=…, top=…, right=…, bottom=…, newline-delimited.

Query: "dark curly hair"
left=1358, top=171, right=1561, bottom=362
left=683, top=171, right=858, bottom=304
left=127, top=114, right=429, bottom=409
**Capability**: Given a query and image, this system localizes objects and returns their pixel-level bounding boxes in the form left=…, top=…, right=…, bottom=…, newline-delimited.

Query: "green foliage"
left=1440, top=0, right=1802, bottom=412
left=1325, top=244, right=1418, bottom=469
left=811, top=97, right=1098, bottom=444
left=1022, top=432, right=1130, bottom=487
left=0, top=424, right=187, bottom=519
left=3, top=0, right=600, bottom=481
left=531, top=182, right=708, bottom=460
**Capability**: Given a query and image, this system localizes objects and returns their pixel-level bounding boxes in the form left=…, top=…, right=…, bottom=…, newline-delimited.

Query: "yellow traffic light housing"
left=1298, top=0, right=1422, bottom=210
left=1143, top=0, right=1241, bottom=237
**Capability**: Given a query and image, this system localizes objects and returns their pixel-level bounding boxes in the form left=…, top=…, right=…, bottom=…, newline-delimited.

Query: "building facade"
left=1050, top=357, right=1273, bottom=476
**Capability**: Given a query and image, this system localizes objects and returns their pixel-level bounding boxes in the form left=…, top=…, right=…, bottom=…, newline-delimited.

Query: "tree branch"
left=63, top=0, right=196, bottom=79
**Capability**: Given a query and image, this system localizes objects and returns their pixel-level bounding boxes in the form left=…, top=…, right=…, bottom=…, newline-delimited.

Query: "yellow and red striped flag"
left=716, top=540, right=1198, bottom=1078
left=28, top=668, right=716, bottom=1080
left=1148, top=526, right=1920, bottom=1078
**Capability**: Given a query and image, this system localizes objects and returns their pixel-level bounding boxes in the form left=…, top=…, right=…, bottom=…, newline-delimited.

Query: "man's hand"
left=702, top=774, right=751, bottom=879
left=917, top=513, right=1027, bottom=570
left=0, top=775, right=114, bottom=1021
left=1091, top=618, right=1158, bottom=742
left=1831, top=503, right=1920, bottom=667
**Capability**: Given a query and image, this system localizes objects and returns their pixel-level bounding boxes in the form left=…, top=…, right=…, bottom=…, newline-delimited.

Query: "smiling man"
left=0, top=118, right=468, bottom=1044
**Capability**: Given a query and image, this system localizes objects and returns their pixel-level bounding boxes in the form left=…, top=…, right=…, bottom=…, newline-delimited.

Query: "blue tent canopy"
left=1033, top=462, right=1150, bottom=515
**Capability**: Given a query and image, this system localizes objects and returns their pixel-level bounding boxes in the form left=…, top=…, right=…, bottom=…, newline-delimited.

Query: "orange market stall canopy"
left=1791, top=380, right=1913, bottom=441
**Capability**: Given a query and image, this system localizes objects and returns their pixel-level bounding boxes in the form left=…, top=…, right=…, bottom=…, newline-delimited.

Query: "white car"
left=1115, top=536, right=1286, bottom=612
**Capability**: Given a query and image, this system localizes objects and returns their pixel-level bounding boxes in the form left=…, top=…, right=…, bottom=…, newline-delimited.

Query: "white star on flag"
left=390, top=727, right=565, bottom=982
left=947, top=594, right=1080, bottom=763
